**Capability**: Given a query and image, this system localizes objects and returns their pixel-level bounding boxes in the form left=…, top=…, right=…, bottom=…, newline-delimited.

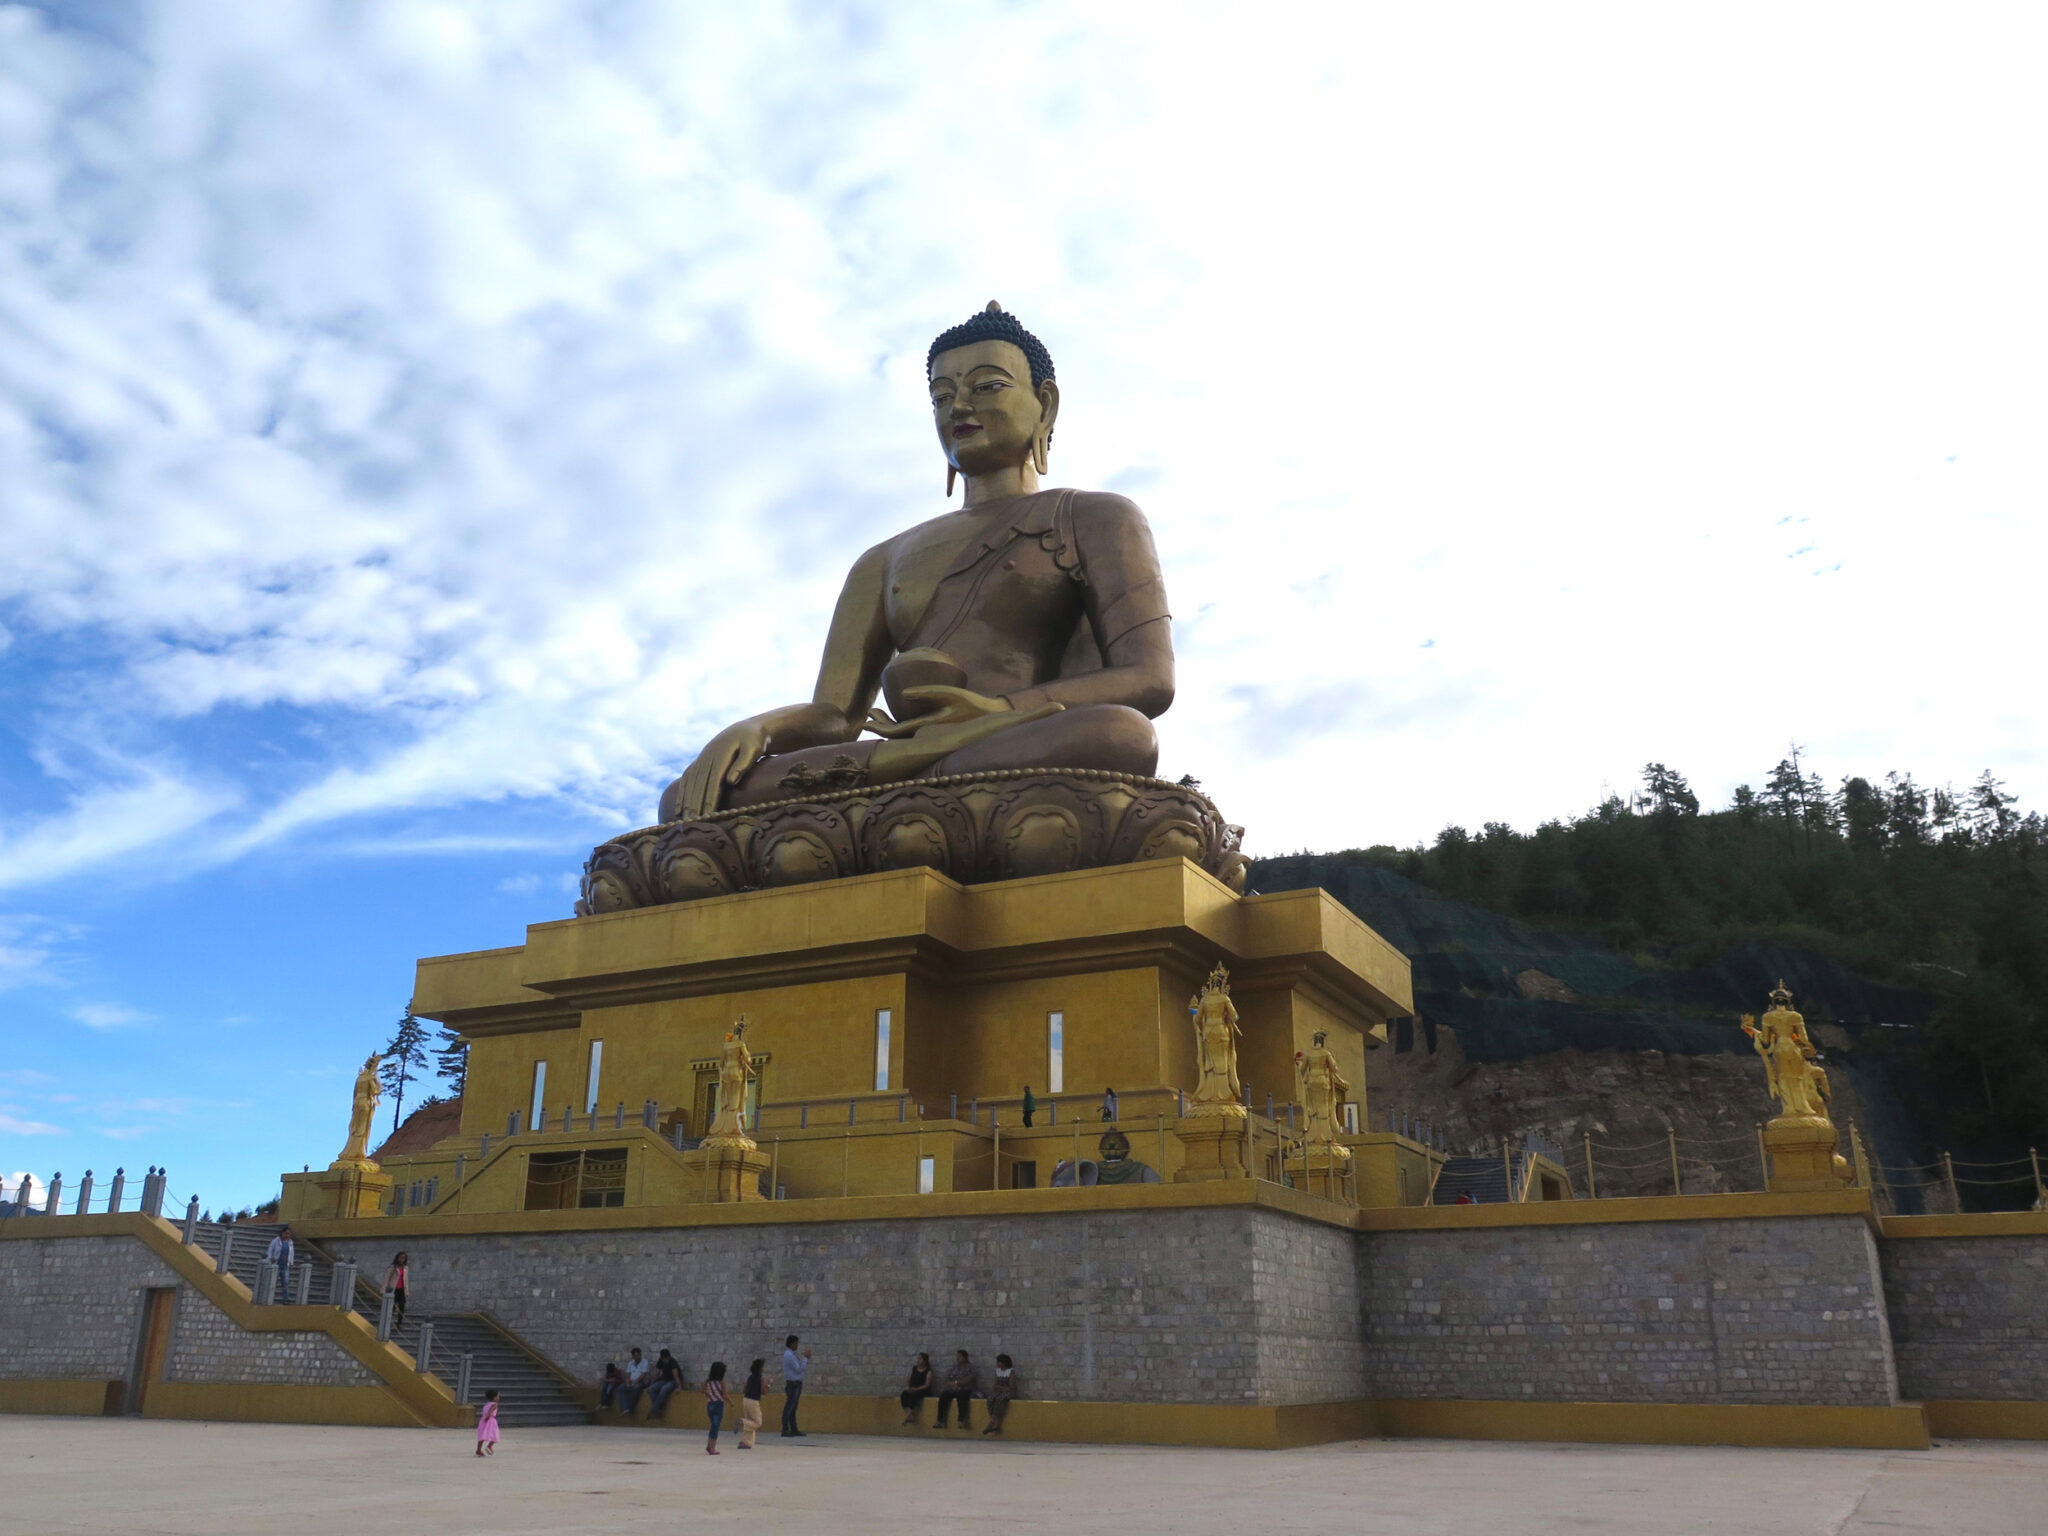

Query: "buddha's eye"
left=974, top=380, right=1006, bottom=394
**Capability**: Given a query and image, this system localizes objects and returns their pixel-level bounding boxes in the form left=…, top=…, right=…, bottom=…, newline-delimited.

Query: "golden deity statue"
left=330, top=1053, right=384, bottom=1171
left=660, top=302, right=1172, bottom=822
left=1188, top=964, right=1246, bottom=1116
left=1742, top=983, right=1832, bottom=1123
left=1295, top=1030, right=1352, bottom=1151
left=705, top=1017, right=758, bottom=1146
left=1742, top=982, right=1852, bottom=1189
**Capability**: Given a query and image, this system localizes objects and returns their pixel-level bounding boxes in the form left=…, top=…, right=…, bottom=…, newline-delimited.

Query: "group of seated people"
left=900, top=1349, right=1019, bottom=1435
left=599, top=1347, right=691, bottom=1418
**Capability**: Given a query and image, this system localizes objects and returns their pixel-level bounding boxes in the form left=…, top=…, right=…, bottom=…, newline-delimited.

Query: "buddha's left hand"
left=864, top=685, right=1053, bottom=738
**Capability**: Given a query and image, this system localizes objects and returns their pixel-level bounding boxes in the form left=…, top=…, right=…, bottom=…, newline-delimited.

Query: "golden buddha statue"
left=660, top=302, right=1172, bottom=822
left=1742, top=983, right=1832, bottom=1123
left=330, top=1053, right=383, bottom=1171
left=1742, top=982, right=1853, bottom=1189
left=1188, top=964, right=1246, bottom=1116
left=704, top=1017, right=758, bottom=1146
left=1295, top=1030, right=1352, bottom=1150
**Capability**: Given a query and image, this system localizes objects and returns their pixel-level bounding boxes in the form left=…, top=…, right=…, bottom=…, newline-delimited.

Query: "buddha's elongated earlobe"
left=946, top=465, right=957, bottom=497
left=1031, top=430, right=1050, bottom=477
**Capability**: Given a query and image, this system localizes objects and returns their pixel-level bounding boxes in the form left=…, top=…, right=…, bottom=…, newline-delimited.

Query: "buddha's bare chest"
left=882, top=509, right=1073, bottom=643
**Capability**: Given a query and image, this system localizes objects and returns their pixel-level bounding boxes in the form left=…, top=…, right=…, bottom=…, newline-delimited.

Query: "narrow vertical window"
left=1047, top=1011, right=1065, bottom=1095
left=585, top=1040, right=603, bottom=1114
left=529, top=1060, right=547, bottom=1133
left=873, top=1008, right=892, bottom=1092
left=918, top=1155, right=936, bottom=1195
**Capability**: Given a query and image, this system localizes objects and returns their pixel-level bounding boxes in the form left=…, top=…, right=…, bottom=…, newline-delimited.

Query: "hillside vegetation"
left=1256, top=754, right=2048, bottom=1154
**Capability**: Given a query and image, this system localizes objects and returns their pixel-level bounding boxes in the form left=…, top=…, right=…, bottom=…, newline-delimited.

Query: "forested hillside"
left=1252, top=754, right=2048, bottom=1162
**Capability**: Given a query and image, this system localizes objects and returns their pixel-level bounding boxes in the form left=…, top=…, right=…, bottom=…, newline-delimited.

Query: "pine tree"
left=379, top=1003, right=431, bottom=1134
left=433, top=1024, right=469, bottom=1097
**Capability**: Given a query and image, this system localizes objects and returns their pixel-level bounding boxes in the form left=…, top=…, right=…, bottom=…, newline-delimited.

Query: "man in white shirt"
left=264, top=1227, right=296, bottom=1304
left=620, top=1347, right=650, bottom=1415
left=779, top=1334, right=811, bottom=1437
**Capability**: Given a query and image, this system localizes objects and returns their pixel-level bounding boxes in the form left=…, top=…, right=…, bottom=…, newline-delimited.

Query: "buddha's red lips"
left=950, top=423, right=982, bottom=439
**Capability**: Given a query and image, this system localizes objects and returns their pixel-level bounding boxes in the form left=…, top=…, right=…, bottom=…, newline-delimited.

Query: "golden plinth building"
left=283, top=856, right=1430, bottom=1220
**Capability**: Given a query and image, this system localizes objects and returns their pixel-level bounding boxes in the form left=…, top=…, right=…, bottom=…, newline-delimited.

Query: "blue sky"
left=4, top=1, right=2046, bottom=1210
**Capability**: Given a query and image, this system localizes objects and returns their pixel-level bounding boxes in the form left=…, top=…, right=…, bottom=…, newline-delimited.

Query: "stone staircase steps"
left=188, top=1222, right=589, bottom=1426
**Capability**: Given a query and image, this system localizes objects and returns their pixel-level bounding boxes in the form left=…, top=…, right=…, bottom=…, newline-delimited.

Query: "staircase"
left=1429, top=1154, right=1529, bottom=1204
left=193, top=1222, right=590, bottom=1427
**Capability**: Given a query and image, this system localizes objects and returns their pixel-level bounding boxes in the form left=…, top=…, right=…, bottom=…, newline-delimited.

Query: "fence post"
left=479, top=1133, right=491, bottom=1163
left=415, top=1319, right=435, bottom=1373
left=673, top=1121, right=685, bottom=1150
left=1667, top=1130, right=1682, bottom=1195
left=216, top=1226, right=234, bottom=1275
left=770, top=1139, right=780, bottom=1200
left=507, top=1110, right=518, bottom=1137
left=2032, top=1147, right=2044, bottom=1207
left=949, top=1093, right=958, bottom=1122
left=292, top=1262, right=312, bottom=1305
left=456, top=1351, right=474, bottom=1405
left=45, top=1173, right=63, bottom=1217
left=182, top=1196, right=199, bottom=1243
left=1755, top=1123, right=1770, bottom=1190
left=254, top=1261, right=277, bottom=1306
left=842, top=1131, right=851, bottom=1197
left=331, top=1259, right=358, bottom=1309
left=1501, top=1138, right=1513, bottom=1203
left=1582, top=1135, right=1596, bottom=1199
left=1943, top=1151, right=1960, bottom=1211
left=377, top=1289, right=396, bottom=1342
left=75, top=1171, right=93, bottom=1215
left=615, top=1101, right=625, bottom=1130
left=107, top=1168, right=125, bottom=1213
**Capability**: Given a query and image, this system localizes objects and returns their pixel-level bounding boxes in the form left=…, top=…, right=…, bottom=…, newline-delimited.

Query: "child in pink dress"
left=476, top=1389, right=501, bottom=1457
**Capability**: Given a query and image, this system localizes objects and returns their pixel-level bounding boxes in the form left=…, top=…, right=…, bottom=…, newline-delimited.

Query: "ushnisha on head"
left=928, top=301, right=1060, bottom=495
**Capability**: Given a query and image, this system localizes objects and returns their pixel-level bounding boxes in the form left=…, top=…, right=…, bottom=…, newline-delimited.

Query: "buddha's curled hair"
left=927, top=302, right=1055, bottom=387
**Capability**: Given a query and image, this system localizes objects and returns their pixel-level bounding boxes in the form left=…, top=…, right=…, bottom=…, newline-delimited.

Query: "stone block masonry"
left=1361, top=1215, right=1899, bottom=1407
left=330, top=1205, right=1369, bottom=1406
left=1881, top=1233, right=2048, bottom=1402
left=0, top=1233, right=376, bottom=1392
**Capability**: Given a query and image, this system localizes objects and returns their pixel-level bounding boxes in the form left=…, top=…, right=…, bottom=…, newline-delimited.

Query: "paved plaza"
left=4, top=1418, right=2047, bottom=1536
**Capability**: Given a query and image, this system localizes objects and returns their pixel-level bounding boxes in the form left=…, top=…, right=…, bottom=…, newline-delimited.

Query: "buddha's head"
left=928, top=301, right=1060, bottom=481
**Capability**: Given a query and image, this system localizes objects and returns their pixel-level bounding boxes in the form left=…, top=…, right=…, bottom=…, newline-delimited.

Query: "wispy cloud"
left=0, top=0, right=2042, bottom=889
left=495, top=873, right=542, bottom=896
left=1, top=1115, right=65, bottom=1137
left=70, top=1002, right=156, bottom=1030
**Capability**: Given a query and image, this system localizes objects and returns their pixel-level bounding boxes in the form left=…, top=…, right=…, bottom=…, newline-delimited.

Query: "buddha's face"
left=929, top=339, right=1057, bottom=477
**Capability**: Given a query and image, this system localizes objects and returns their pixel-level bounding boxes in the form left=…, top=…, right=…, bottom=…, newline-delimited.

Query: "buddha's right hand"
left=668, top=719, right=772, bottom=821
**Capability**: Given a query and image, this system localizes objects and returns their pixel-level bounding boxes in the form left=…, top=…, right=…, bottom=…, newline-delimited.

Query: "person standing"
left=934, top=1349, right=976, bottom=1430
left=780, top=1334, right=810, bottom=1437
left=1021, top=1085, right=1036, bottom=1128
left=983, top=1354, right=1018, bottom=1435
left=900, top=1352, right=933, bottom=1425
left=703, top=1361, right=728, bottom=1455
left=475, top=1389, right=500, bottom=1457
left=1100, top=1087, right=1118, bottom=1122
left=264, top=1226, right=296, bottom=1304
left=384, top=1251, right=409, bottom=1328
left=737, top=1358, right=765, bottom=1449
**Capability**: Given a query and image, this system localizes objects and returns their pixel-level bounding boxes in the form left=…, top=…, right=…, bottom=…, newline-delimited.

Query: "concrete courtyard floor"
left=5, top=1418, right=2048, bottom=1536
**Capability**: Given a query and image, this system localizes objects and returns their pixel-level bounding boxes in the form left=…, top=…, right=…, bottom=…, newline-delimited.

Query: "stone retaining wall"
left=330, top=1205, right=1365, bottom=1406
left=1880, top=1233, right=2048, bottom=1402
left=1360, top=1215, right=1899, bottom=1406
left=0, top=1232, right=375, bottom=1393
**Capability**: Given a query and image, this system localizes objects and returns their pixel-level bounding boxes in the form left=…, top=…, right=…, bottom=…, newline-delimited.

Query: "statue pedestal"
left=1762, top=1116, right=1853, bottom=1192
left=280, top=1166, right=392, bottom=1223
left=1175, top=1110, right=1251, bottom=1182
left=685, top=1139, right=773, bottom=1203
left=1285, top=1143, right=1355, bottom=1205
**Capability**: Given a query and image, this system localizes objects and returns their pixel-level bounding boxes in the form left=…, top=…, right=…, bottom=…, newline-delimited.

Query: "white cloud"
left=496, top=873, right=542, bottom=896
left=70, top=1002, right=156, bottom=1031
left=1, top=1117, right=64, bottom=1137
left=0, top=0, right=2042, bottom=890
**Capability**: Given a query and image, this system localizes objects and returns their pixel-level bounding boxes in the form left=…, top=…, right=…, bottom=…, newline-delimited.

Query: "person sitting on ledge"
left=599, top=1360, right=627, bottom=1412
left=619, top=1346, right=649, bottom=1414
left=648, top=1348, right=688, bottom=1418
left=659, top=303, right=1173, bottom=823
left=934, top=1349, right=979, bottom=1431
